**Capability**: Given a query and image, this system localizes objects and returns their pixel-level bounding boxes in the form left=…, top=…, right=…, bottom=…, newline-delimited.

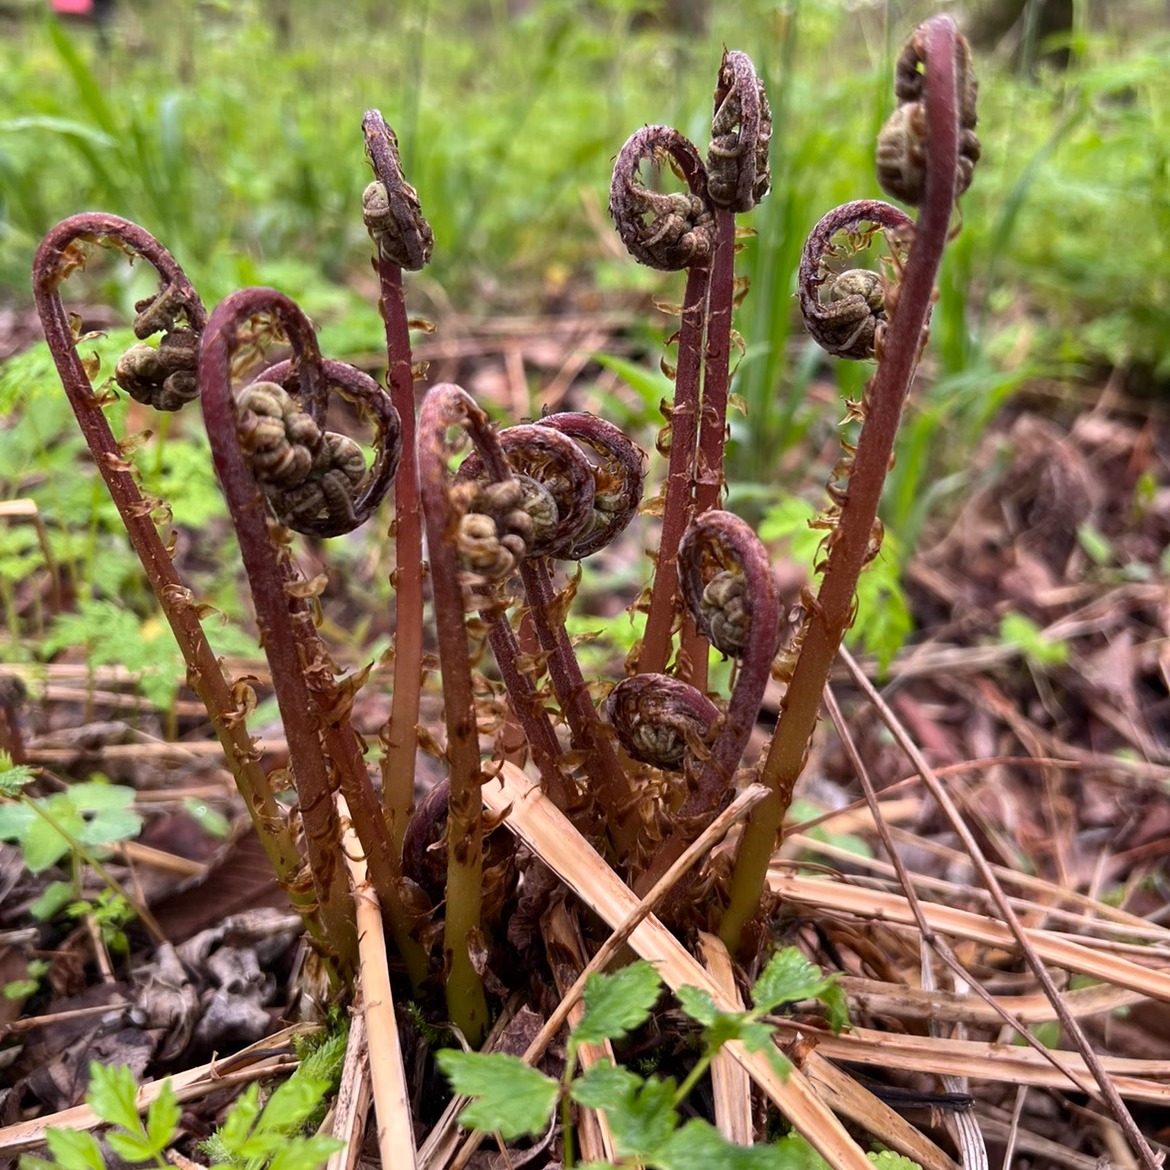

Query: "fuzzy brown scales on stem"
left=623, top=510, right=781, bottom=900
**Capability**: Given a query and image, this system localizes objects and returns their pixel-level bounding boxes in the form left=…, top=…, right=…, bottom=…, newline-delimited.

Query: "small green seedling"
left=197, top=1078, right=344, bottom=1170
left=20, top=1055, right=345, bottom=1170
left=998, top=611, right=1069, bottom=671
left=437, top=947, right=848, bottom=1168
left=20, top=1063, right=180, bottom=1170
left=0, top=758, right=142, bottom=875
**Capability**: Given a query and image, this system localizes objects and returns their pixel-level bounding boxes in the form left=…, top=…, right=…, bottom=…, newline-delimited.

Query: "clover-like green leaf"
left=436, top=1050, right=559, bottom=1141
left=751, top=948, right=837, bottom=1014
left=569, top=960, right=662, bottom=1059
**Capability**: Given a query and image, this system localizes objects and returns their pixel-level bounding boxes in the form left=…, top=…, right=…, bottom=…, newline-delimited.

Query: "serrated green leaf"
left=735, top=1019, right=777, bottom=1055
left=867, top=1152, right=923, bottom=1170
left=17, top=1156, right=59, bottom=1170
left=145, top=1080, right=180, bottom=1151
left=256, top=1076, right=328, bottom=1133
left=266, top=1136, right=346, bottom=1170
left=76, top=806, right=142, bottom=849
left=819, top=980, right=850, bottom=1033
left=5, top=978, right=41, bottom=1000
left=214, top=1083, right=261, bottom=1151
left=436, top=1050, right=558, bottom=1141
left=0, top=801, right=36, bottom=842
left=0, top=759, right=36, bottom=797
left=66, top=782, right=135, bottom=812
left=751, top=948, right=835, bottom=1014
left=22, top=806, right=78, bottom=872
left=106, top=1129, right=158, bottom=1162
left=675, top=984, right=719, bottom=1028
left=85, top=1064, right=143, bottom=1133
left=570, top=961, right=661, bottom=1056
left=42, top=1126, right=105, bottom=1170
left=602, top=1074, right=677, bottom=1160
left=570, top=1060, right=641, bottom=1110
left=654, top=1118, right=812, bottom=1170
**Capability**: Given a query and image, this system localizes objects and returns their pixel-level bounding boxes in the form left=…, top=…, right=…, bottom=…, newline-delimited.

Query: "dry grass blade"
left=832, top=643, right=1162, bottom=1168
left=835, top=975, right=1148, bottom=1026
left=767, top=1020, right=1170, bottom=1104
left=325, top=1012, right=372, bottom=1170
left=768, top=872, right=1170, bottom=1002
left=338, top=796, right=416, bottom=1170
left=785, top=829, right=1170, bottom=950
left=481, top=762, right=873, bottom=1168
left=696, top=931, right=753, bottom=1146
left=798, top=1051, right=961, bottom=1170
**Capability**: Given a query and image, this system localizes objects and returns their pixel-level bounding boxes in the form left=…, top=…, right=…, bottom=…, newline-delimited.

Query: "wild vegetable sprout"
left=39, top=14, right=1132, bottom=1165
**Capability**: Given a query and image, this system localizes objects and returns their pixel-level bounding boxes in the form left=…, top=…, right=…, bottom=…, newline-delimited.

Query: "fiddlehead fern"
left=200, top=286, right=425, bottom=978
left=797, top=200, right=916, bottom=362
left=876, top=22, right=981, bottom=207
left=610, top=510, right=780, bottom=902
left=722, top=17, right=980, bottom=952
left=610, top=127, right=715, bottom=272
left=115, top=324, right=201, bottom=412
left=604, top=673, right=719, bottom=770
left=31, top=216, right=319, bottom=956
left=361, top=111, right=434, bottom=271
left=363, top=109, right=434, bottom=846
left=417, top=381, right=520, bottom=1044
left=454, top=423, right=595, bottom=560
left=611, top=127, right=713, bottom=678
left=533, top=412, right=646, bottom=559
left=247, top=357, right=401, bottom=538
left=612, top=55, right=771, bottom=686
left=707, top=48, right=772, bottom=213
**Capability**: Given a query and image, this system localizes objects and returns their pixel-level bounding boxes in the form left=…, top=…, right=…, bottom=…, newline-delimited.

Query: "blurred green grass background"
left=1, top=0, right=1168, bottom=671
